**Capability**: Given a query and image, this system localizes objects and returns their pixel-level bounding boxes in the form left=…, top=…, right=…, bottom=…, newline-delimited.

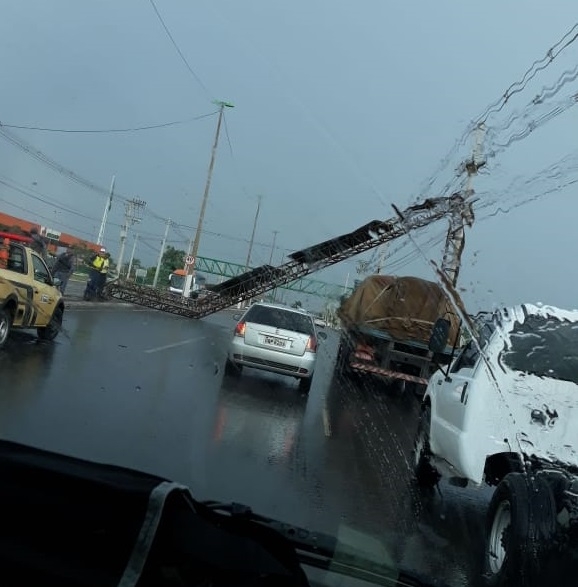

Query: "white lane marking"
left=322, top=405, right=332, bottom=437
left=144, top=336, right=205, bottom=354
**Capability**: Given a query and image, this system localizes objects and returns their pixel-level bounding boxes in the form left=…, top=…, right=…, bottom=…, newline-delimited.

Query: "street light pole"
left=97, top=175, right=115, bottom=246
left=153, top=218, right=171, bottom=288
left=184, top=100, right=234, bottom=298
left=244, top=195, right=263, bottom=272
left=268, top=230, right=278, bottom=265
left=127, top=233, right=139, bottom=279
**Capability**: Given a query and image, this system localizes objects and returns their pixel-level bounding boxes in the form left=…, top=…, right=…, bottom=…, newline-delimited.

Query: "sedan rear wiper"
left=201, top=501, right=449, bottom=587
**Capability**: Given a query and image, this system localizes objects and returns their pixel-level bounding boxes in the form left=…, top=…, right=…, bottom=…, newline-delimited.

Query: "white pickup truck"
left=413, top=303, right=578, bottom=586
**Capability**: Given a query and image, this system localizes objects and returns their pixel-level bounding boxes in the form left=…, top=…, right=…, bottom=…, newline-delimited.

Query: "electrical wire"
left=0, top=111, right=218, bottom=134
left=0, top=196, right=97, bottom=241
left=417, top=22, right=578, bottom=201
left=148, top=0, right=213, bottom=100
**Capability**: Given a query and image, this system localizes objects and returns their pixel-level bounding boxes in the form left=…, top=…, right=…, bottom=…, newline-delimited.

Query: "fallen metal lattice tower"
left=105, top=193, right=474, bottom=319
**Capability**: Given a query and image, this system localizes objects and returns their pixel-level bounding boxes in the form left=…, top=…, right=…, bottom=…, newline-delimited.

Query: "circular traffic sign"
left=185, top=255, right=195, bottom=265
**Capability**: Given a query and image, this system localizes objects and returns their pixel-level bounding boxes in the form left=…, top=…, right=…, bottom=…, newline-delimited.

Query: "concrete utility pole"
left=97, top=175, right=115, bottom=246
left=184, top=100, right=234, bottom=298
left=244, top=195, right=263, bottom=271
left=127, top=233, right=139, bottom=279
left=153, top=218, right=171, bottom=288
left=117, top=198, right=146, bottom=276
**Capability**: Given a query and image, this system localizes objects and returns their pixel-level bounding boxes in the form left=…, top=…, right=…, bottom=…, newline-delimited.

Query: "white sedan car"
left=226, top=302, right=327, bottom=392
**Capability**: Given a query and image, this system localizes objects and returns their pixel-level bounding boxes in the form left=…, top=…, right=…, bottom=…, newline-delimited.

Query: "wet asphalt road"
left=0, top=303, right=493, bottom=586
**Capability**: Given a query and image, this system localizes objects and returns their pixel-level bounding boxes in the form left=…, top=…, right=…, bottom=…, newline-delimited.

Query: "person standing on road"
left=51, top=249, right=76, bottom=294
left=29, top=227, right=48, bottom=260
left=97, top=252, right=111, bottom=299
left=84, top=248, right=109, bottom=301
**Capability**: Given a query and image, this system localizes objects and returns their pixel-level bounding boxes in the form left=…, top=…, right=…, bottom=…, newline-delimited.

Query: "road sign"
left=185, top=255, right=195, bottom=265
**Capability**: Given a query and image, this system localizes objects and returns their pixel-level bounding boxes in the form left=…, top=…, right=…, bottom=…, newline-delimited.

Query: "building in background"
left=0, top=211, right=101, bottom=255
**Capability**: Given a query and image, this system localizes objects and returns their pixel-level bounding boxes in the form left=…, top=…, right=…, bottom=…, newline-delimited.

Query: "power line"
left=0, top=127, right=126, bottom=202
left=0, top=196, right=97, bottom=240
left=418, top=22, right=578, bottom=200
left=0, top=111, right=218, bottom=133
left=474, top=22, right=578, bottom=127
left=148, top=0, right=213, bottom=99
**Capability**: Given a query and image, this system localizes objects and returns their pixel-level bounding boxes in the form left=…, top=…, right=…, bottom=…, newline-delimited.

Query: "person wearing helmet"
left=83, top=247, right=109, bottom=301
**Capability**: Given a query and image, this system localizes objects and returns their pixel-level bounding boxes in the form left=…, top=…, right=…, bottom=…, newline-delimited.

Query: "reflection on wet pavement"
left=0, top=307, right=491, bottom=586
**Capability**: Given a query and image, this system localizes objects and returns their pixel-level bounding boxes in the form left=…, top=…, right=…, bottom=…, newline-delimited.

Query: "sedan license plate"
left=264, top=335, right=286, bottom=348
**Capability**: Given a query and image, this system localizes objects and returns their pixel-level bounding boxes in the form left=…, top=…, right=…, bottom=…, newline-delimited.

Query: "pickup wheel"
left=298, top=376, right=312, bottom=393
left=412, top=405, right=440, bottom=489
left=481, top=473, right=557, bottom=587
left=0, top=307, right=12, bottom=349
left=37, top=306, right=63, bottom=341
left=224, top=359, right=242, bottom=377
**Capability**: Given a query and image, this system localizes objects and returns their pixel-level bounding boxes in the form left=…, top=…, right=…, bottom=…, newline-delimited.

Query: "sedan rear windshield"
left=244, top=305, right=314, bottom=335
left=501, top=315, right=578, bottom=385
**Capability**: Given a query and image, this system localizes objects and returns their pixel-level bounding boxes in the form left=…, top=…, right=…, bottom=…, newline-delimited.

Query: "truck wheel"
left=37, top=306, right=63, bottom=341
left=412, top=405, right=440, bottom=489
left=0, top=307, right=12, bottom=349
left=482, top=473, right=557, bottom=586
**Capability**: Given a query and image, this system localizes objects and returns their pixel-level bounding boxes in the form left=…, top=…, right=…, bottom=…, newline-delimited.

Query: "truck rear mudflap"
left=344, top=342, right=430, bottom=386
left=349, top=361, right=429, bottom=386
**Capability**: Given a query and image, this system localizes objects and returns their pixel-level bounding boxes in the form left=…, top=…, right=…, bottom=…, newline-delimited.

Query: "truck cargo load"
left=335, top=274, right=464, bottom=394
left=338, top=274, right=462, bottom=345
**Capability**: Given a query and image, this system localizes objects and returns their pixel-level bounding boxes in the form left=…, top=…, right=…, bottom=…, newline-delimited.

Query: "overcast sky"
left=1, top=1, right=577, bottom=311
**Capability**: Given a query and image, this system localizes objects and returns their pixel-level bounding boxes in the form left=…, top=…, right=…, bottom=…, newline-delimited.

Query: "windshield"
left=501, top=315, right=578, bottom=385
left=1, top=4, right=578, bottom=587
left=170, top=274, right=185, bottom=289
left=244, top=305, right=315, bottom=335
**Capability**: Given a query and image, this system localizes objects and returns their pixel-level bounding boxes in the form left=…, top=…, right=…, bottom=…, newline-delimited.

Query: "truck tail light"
left=235, top=321, right=246, bottom=337
left=306, top=335, right=317, bottom=353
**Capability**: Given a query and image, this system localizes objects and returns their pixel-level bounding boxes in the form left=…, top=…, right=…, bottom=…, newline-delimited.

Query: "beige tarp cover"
left=338, top=275, right=462, bottom=344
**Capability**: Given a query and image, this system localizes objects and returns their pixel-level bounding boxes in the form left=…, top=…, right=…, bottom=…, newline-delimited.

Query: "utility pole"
left=153, top=218, right=171, bottom=288
left=127, top=233, right=139, bottom=279
left=117, top=198, right=146, bottom=277
left=97, top=175, right=115, bottom=246
left=268, top=230, right=279, bottom=265
left=244, top=195, right=263, bottom=271
left=184, top=100, right=234, bottom=298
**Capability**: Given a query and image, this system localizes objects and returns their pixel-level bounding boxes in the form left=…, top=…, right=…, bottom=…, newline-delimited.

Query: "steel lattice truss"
left=105, top=193, right=472, bottom=319
left=194, top=256, right=353, bottom=299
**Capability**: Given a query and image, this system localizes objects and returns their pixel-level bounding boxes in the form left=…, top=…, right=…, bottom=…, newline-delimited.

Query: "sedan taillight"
left=306, top=335, right=317, bottom=353
left=235, top=321, right=246, bottom=337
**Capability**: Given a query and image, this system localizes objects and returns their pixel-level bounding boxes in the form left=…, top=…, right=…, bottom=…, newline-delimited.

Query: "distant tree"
left=162, top=246, right=187, bottom=272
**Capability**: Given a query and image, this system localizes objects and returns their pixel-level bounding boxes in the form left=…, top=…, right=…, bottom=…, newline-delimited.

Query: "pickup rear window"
left=244, top=305, right=315, bottom=335
left=7, top=244, right=27, bottom=275
left=501, top=315, right=578, bottom=385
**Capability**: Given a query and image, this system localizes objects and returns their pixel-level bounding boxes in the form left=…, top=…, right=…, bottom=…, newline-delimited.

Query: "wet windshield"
left=1, top=3, right=578, bottom=587
left=502, top=315, right=578, bottom=385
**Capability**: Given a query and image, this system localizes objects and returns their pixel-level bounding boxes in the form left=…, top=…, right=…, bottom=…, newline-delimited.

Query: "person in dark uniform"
left=29, top=227, right=48, bottom=259
left=51, top=249, right=76, bottom=294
